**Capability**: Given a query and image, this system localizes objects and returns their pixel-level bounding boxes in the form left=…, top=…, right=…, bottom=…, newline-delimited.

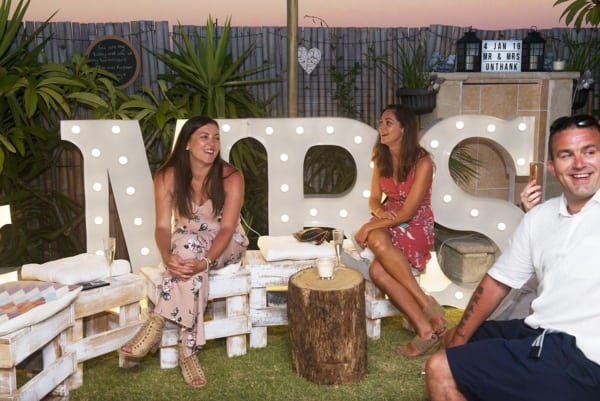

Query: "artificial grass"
left=70, top=308, right=463, bottom=401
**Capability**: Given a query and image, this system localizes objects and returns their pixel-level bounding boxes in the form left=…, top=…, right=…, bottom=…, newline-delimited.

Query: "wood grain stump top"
left=287, top=266, right=367, bottom=385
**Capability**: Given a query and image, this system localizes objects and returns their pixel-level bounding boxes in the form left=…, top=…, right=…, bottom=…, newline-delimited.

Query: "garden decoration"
left=298, top=46, right=322, bottom=74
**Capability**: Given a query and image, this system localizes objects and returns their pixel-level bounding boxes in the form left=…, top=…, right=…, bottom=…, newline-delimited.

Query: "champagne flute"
left=103, top=237, right=116, bottom=266
left=332, top=229, right=344, bottom=267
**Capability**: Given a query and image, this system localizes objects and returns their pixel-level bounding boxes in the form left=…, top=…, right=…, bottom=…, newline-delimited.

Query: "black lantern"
left=521, top=28, right=545, bottom=72
left=456, top=29, right=482, bottom=72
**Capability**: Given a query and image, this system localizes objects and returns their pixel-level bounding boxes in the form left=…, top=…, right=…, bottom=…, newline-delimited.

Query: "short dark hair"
left=548, top=114, right=600, bottom=159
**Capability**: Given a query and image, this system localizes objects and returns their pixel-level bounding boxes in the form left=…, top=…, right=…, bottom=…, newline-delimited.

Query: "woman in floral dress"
left=121, top=116, right=248, bottom=387
left=354, top=104, right=445, bottom=358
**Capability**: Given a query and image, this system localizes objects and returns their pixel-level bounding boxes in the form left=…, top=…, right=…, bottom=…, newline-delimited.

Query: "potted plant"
left=395, top=36, right=445, bottom=114
left=372, top=32, right=445, bottom=115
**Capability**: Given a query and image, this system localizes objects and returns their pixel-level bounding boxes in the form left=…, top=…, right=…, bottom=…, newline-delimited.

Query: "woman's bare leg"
left=367, top=227, right=430, bottom=307
left=370, top=260, right=432, bottom=338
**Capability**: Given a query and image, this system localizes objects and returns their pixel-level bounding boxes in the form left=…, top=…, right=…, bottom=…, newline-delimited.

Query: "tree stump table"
left=287, top=266, right=367, bottom=385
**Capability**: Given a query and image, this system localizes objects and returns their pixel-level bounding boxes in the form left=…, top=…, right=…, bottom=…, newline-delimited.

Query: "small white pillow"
left=20, top=253, right=131, bottom=285
left=257, top=235, right=336, bottom=262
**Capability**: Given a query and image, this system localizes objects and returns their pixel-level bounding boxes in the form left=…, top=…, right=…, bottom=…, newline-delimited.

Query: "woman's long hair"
left=372, top=104, right=429, bottom=181
left=157, top=116, right=228, bottom=218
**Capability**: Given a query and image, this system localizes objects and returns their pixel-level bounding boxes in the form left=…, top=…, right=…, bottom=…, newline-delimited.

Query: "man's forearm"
left=451, top=274, right=511, bottom=346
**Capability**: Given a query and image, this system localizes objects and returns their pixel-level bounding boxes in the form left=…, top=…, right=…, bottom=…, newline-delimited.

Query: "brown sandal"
left=120, top=313, right=165, bottom=358
left=423, top=296, right=447, bottom=336
left=178, top=343, right=206, bottom=388
left=396, top=333, right=441, bottom=358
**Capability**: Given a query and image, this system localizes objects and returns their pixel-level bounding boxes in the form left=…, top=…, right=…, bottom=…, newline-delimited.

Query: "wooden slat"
left=65, top=321, right=143, bottom=363
left=7, top=353, right=75, bottom=401
left=0, top=306, right=74, bottom=369
left=72, top=274, right=145, bottom=319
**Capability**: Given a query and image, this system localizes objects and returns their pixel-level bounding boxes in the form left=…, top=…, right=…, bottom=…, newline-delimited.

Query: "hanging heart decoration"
left=298, top=46, right=321, bottom=75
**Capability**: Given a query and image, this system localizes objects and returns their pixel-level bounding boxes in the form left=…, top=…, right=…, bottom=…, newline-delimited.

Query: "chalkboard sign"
left=86, top=35, right=140, bottom=88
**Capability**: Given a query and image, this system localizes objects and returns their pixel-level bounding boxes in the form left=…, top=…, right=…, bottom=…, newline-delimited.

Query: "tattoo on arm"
left=456, top=285, right=484, bottom=332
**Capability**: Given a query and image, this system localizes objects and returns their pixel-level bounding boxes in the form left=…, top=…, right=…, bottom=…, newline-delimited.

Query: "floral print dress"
left=154, top=200, right=248, bottom=357
left=379, top=166, right=434, bottom=272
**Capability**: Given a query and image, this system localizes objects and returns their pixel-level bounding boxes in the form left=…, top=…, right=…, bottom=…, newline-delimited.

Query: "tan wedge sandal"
left=396, top=333, right=441, bottom=358
left=178, top=343, right=206, bottom=388
left=423, top=296, right=447, bottom=336
left=120, top=313, right=165, bottom=358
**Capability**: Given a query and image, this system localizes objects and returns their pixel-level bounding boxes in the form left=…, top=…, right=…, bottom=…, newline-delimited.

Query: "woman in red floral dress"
left=355, top=104, right=445, bottom=358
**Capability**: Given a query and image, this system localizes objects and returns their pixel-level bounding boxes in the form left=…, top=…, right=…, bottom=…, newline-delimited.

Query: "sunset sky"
left=19, top=0, right=570, bottom=30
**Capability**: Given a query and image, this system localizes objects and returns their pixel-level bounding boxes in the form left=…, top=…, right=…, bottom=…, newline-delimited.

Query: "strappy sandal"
left=396, top=333, right=441, bottom=358
left=178, top=343, right=206, bottom=388
left=120, top=313, right=165, bottom=358
left=423, top=296, right=447, bottom=336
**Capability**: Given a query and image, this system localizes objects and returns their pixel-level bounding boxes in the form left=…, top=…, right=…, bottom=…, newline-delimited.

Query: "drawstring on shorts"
left=529, top=328, right=557, bottom=359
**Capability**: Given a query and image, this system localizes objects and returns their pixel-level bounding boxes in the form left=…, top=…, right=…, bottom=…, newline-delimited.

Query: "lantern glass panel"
left=457, top=30, right=482, bottom=72
left=522, top=29, right=545, bottom=72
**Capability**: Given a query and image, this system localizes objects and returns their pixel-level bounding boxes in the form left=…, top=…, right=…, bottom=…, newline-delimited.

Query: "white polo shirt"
left=488, top=190, right=600, bottom=364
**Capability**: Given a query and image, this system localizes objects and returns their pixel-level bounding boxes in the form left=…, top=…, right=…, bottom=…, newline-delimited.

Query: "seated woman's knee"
left=368, top=262, right=386, bottom=284
left=366, top=229, right=390, bottom=254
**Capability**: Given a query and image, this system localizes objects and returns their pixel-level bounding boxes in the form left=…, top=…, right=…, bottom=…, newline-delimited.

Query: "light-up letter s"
left=421, top=115, right=535, bottom=251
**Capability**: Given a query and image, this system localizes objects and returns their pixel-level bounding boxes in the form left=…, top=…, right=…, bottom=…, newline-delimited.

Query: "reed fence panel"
left=12, top=20, right=599, bottom=260
left=20, top=21, right=599, bottom=127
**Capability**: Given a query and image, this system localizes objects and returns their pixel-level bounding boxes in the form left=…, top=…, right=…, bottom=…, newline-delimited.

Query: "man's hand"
left=442, top=327, right=469, bottom=349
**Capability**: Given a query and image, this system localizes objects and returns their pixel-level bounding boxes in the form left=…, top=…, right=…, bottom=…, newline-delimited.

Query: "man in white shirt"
left=425, top=114, right=600, bottom=401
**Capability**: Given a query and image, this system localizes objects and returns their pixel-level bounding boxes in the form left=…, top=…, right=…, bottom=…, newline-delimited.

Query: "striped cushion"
left=0, top=281, right=81, bottom=335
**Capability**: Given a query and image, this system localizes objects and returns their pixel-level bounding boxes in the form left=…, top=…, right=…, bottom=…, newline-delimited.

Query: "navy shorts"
left=446, top=319, right=600, bottom=401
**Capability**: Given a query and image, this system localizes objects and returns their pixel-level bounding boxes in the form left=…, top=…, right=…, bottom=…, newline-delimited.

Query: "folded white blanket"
left=21, top=253, right=131, bottom=285
left=257, top=235, right=336, bottom=262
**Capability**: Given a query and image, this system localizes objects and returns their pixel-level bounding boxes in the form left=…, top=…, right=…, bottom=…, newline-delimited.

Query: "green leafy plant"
left=303, top=146, right=356, bottom=195
left=554, top=0, right=600, bottom=29
left=328, top=59, right=363, bottom=118
left=0, top=1, right=163, bottom=264
left=397, top=36, right=431, bottom=89
left=155, top=17, right=279, bottom=118
left=371, top=32, right=443, bottom=92
left=0, top=0, right=91, bottom=264
left=561, top=32, right=600, bottom=73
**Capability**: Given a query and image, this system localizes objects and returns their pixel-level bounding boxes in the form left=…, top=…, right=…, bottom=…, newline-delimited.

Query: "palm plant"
left=0, top=0, right=160, bottom=264
left=0, top=0, right=89, bottom=264
left=554, top=0, right=600, bottom=29
left=155, top=17, right=278, bottom=118
left=0, top=0, right=61, bottom=174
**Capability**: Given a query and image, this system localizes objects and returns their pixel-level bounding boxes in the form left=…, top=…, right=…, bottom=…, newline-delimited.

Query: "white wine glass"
left=103, top=237, right=116, bottom=266
left=332, top=229, right=344, bottom=267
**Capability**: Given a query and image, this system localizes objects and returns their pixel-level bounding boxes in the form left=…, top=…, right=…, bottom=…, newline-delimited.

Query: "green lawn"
left=70, top=308, right=462, bottom=401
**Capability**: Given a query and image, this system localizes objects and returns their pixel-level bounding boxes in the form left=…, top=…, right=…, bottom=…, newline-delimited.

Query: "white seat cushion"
left=257, top=235, right=335, bottom=261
